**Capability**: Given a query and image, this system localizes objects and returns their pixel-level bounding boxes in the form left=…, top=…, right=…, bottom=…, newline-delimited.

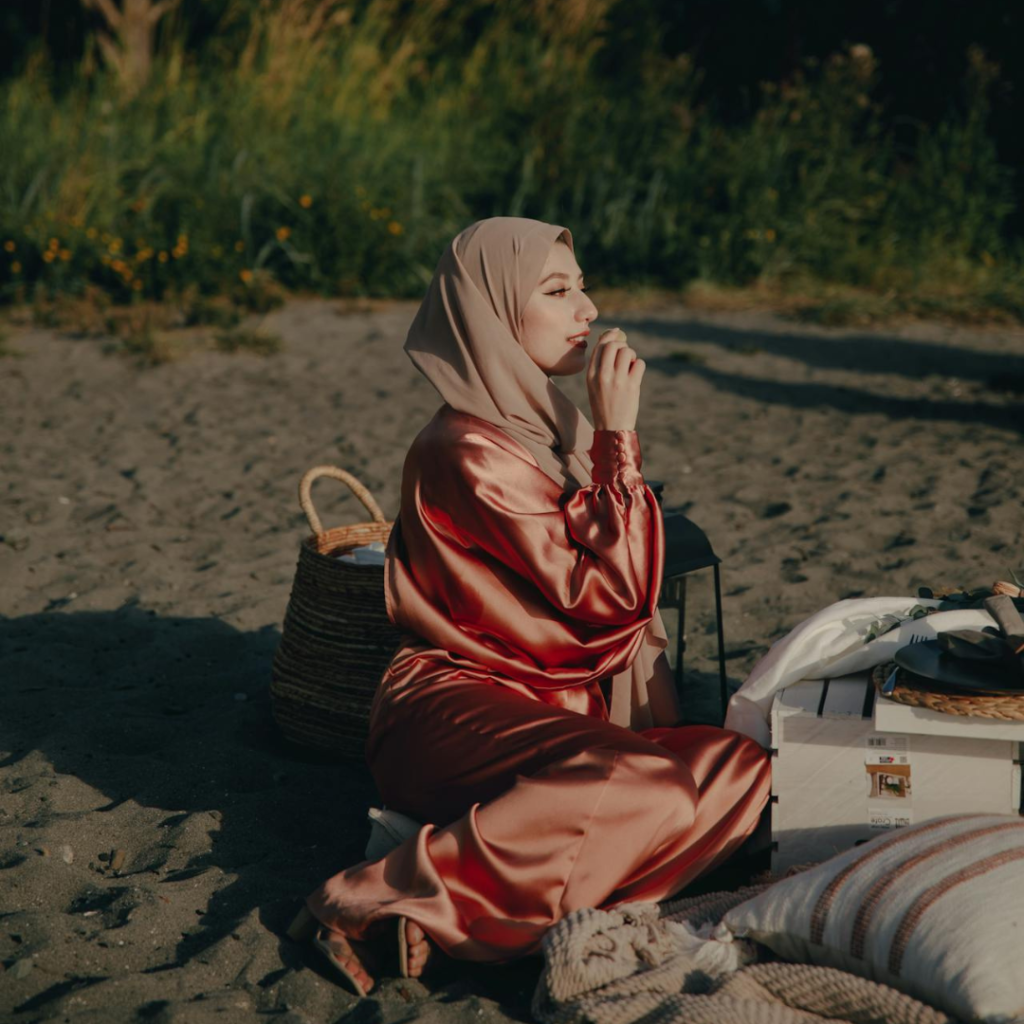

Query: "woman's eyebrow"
left=540, top=271, right=585, bottom=284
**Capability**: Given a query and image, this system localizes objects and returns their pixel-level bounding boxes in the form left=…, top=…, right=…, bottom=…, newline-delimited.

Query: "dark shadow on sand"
left=646, top=356, right=1024, bottom=434
left=0, top=607, right=379, bottom=1000
left=622, top=315, right=1024, bottom=389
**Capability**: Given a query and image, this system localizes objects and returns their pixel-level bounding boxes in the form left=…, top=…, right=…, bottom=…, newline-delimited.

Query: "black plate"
left=894, top=639, right=1024, bottom=695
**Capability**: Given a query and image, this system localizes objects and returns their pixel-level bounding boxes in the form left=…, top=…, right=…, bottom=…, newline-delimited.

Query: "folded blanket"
left=533, top=888, right=953, bottom=1024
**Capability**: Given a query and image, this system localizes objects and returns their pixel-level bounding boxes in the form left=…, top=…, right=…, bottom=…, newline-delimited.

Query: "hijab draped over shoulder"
left=400, top=216, right=678, bottom=730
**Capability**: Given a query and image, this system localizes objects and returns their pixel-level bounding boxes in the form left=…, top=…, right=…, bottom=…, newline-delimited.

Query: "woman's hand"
left=586, top=328, right=645, bottom=432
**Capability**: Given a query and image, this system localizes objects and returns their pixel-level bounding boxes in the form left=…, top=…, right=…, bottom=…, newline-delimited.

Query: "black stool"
left=648, top=482, right=728, bottom=723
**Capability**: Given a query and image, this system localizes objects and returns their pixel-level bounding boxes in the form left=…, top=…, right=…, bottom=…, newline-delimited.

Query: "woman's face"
left=519, top=240, right=598, bottom=377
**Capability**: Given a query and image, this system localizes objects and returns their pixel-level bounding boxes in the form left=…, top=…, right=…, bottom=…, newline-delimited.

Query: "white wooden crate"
left=770, top=673, right=1023, bottom=873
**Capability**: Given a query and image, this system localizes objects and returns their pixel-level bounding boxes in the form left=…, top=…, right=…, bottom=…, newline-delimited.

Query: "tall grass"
left=0, top=0, right=1019, bottom=318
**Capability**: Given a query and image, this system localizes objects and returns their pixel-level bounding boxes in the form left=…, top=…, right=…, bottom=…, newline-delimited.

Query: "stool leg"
left=714, top=564, right=727, bottom=724
left=673, top=576, right=688, bottom=713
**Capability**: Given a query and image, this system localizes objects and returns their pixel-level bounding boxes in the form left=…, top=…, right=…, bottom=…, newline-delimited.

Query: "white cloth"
left=334, top=540, right=387, bottom=565
left=364, top=806, right=422, bottom=860
left=725, top=596, right=998, bottom=748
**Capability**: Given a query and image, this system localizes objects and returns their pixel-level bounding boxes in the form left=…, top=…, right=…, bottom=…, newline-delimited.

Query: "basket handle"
left=299, top=465, right=388, bottom=536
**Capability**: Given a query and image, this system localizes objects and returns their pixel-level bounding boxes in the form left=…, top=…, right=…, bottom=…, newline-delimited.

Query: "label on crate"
left=868, top=805, right=914, bottom=830
left=865, top=733, right=910, bottom=766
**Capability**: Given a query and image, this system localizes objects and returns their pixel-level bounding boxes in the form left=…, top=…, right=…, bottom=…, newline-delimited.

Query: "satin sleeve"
left=424, top=429, right=663, bottom=628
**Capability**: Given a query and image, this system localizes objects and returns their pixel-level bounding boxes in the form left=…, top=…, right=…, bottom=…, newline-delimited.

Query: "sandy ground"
left=1, top=297, right=1022, bottom=1022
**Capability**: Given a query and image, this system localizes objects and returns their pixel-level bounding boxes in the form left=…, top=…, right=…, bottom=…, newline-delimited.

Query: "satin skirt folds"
left=307, top=663, right=770, bottom=958
left=305, top=662, right=771, bottom=963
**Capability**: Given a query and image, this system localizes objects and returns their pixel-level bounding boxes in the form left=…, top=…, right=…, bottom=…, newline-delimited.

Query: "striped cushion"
left=722, top=814, right=1024, bottom=1023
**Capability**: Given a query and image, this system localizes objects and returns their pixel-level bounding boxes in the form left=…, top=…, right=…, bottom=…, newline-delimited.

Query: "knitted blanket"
left=533, top=886, right=957, bottom=1024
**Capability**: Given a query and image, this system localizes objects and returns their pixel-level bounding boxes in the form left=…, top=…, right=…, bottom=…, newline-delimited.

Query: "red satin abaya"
left=305, top=405, right=770, bottom=962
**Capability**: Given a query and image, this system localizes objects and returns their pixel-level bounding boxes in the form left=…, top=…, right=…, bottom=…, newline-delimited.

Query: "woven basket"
left=270, top=466, right=403, bottom=760
left=871, top=662, right=1024, bottom=722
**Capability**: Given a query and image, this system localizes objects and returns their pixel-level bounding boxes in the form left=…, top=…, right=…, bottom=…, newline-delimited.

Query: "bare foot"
left=317, top=917, right=434, bottom=987
left=319, top=919, right=433, bottom=988
left=318, top=927, right=375, bottom=994
left=404, top=919, right=432, bottom=978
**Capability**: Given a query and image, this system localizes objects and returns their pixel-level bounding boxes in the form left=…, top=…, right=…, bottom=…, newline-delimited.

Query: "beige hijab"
left=403, top=216, right=680, bottom=730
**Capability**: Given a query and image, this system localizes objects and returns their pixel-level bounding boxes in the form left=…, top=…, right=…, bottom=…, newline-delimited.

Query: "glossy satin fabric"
left=305, top=405, right=771, bottom=961
left=381, top=404, right=666, bottom=719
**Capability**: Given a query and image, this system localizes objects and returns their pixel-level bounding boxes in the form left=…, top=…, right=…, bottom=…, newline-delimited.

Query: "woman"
left=288, top=217, right=771, bottom=995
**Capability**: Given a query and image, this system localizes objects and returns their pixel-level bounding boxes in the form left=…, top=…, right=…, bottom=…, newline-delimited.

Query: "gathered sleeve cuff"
left=589, top=429, right=645, bottom=488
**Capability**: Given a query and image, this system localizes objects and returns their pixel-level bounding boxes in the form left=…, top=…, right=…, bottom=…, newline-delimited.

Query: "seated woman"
left=287, top=216, right=771, bottom=994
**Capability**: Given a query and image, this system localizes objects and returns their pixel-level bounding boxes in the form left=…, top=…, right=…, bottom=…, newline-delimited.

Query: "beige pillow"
left=722, top=813, right=1024, bottom=1023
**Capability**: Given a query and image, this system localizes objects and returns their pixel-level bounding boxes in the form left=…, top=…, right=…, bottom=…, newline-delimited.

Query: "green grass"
left=20, top=285, right=283, bottom=364
left=0, top=2, right=1020, bottom=324
left=213, top=327, right=282, bottom=355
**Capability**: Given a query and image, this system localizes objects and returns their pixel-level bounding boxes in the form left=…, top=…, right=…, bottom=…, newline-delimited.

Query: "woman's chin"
left=547, top=347, right=587, bottom=377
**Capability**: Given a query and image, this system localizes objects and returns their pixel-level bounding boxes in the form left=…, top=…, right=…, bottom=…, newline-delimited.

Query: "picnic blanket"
left=532, top=885, right=956, bottom=1024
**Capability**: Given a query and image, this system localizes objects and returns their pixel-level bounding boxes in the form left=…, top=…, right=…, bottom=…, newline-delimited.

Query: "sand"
left=1, top=297, right=1022, bottom=1022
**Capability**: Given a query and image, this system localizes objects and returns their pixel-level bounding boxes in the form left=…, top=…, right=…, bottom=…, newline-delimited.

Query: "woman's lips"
left=568, top=331, right=590, bottom=349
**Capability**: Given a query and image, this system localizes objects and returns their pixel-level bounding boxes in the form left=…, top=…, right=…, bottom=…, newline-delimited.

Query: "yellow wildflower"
left=239, top=268, right=253, bottom=283
left=86, top=227, right=98, bottom=239
left=42, top=250, right=55, bottom=263
left=234, top=240, right=245, bottom=252
left=764, top=229, right=777, bottom=243
left=276, top=226, right=291, bottom=242
left=355, top=185, right=367, bottom=197
left=3, top=240, right=14, bottom=252
left=158, top=251, right=169, bottom=263
left=299, top=194, right=313, bottom=209
left=132, top=279, right=143, bottom=291
left=11, top=260, right=21, bottom=273
left=109, top=238, right=122, bottom=253
left=59, top=248, right=72, bottom=261
left=49, top=237, right=60, bottom=251
left=387, top=221, right=403, bottom=236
